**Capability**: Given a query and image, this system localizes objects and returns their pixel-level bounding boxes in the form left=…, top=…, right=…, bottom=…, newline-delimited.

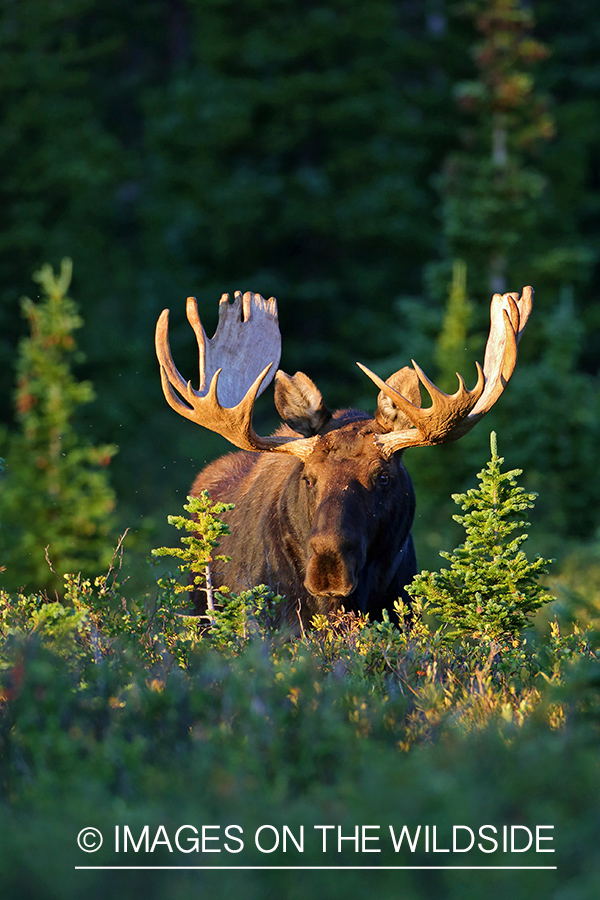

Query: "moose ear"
left=375, top=366, right=422, bottom=431
left=274, top=371, right=332, bottom=437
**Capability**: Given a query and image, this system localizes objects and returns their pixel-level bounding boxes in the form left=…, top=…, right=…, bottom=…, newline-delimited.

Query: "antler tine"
left=470, top=286, right=533, bottom=420
left=358, top=287, right=533, bottom=456
left=358, top=359, right=485, bottom=447
left=155, top=292, right=318, bottom=459
left=155, top=308, right=192, bottom=401
left=185, top=294, right=210, bottom=393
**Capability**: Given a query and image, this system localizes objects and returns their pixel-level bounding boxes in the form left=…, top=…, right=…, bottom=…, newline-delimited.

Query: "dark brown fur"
left=190, top=409, right=416, bottom=629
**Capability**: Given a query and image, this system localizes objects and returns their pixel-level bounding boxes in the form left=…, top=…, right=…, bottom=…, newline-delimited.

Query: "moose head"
left=156, top=287, right=532, bottom=627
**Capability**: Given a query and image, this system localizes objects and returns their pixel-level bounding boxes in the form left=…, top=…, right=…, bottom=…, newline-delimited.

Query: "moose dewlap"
left=156, top=286, right=532, bottom=628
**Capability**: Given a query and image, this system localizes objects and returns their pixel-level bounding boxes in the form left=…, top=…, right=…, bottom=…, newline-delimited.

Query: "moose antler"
left=358, top=287, right=533, bottom=456
left=157, top=287, right=532, bottom=461
left=155, top=291, right=317, bottom=458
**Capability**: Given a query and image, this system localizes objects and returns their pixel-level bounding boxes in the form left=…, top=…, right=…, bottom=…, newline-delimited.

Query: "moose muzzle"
left=304, top=535, right=359, bottom=598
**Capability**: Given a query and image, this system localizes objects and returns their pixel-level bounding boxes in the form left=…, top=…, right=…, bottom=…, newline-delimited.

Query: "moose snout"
left=304, top=535, right=359, bottom=599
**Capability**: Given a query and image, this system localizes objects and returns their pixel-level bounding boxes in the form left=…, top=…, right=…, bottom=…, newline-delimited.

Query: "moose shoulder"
left=156, top=287, right=532, bottom=628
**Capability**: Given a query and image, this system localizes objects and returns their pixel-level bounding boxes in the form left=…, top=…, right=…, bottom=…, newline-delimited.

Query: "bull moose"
left=155, top=286, right=532, bottom=628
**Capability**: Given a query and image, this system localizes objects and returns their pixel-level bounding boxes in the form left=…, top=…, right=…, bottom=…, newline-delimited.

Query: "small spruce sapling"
left=151, top=491, right=234, bottom=613
left=408, top=432, right=554, bottom=640
left=152, top=492, right=285, bottom=647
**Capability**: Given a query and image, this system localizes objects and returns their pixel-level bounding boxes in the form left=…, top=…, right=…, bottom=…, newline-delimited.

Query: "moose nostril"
left=309, top=535, right=358, bottom=560
left=304, top=538, right=358, bottom=599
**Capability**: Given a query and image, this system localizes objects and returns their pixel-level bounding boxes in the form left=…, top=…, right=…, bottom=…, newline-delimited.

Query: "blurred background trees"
left=0, top=260, right=117, bottom=592
left=1, top=0, right=599, bottom=596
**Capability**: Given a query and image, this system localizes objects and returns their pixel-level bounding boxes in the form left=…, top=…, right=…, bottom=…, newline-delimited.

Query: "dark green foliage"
left=0, top=564, right=599, bottom=898
left=492, top=288, right=600, bottom=540
left=1, top=444, right=599, bottom=898
left=0, top=0, right=124, bottom=378
left=409, top=433, right=553, bottom=640
left=0, top=261, right=117, bottom=592
left=207, top=584, right=287, bottom=653
left=138, top=0, right=446, bottom=383
left=439, top=0, right=555, bottom=295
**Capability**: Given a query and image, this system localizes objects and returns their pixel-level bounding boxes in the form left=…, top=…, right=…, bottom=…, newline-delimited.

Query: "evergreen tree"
left=408, top=432, right=553, bottom=640
left=151, top=491, right=233, bottom=612
left=433, top=259, right=477, bottom=392
left=440, top=0, right=555, bottom=296
left=0, top=260, right=118, bottom=593
left=0, top=0, right=124, bottom=389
